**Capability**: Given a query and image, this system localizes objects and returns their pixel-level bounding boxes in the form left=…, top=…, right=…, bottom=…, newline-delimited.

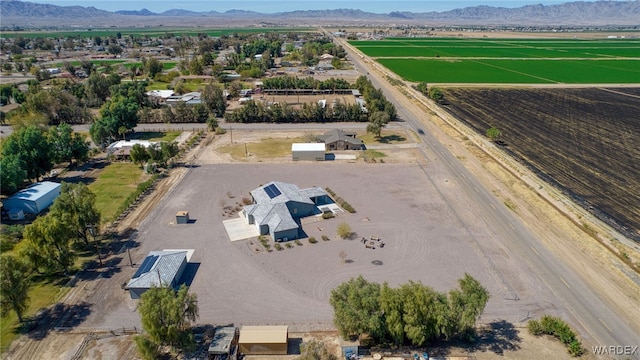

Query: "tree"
left=130, top=143, right=151, bottom=167
left=299, top=339, right=337, bottom=360
left=336, top=222, right=352, bottom=240
left=366, top=111, right=390, bottom=138
left=428, top=87, right=444, bottom=103
left=0, top=125, right=52, bottom=182
left=330, top=275, right=384, bottom=341
left=144, top=57, right=163, bottom=79
left=447, top=273, right=490, bottom=340
left=138, top=285, right=199, bottom=348
left=201, top=84, right=227, bottom=117
left=0, top=154, right=27, bottom=194
left=22, top=213, right=77, bottom=276
left=49, top=183, right=101, bottom=247
left=0, top=254, right=31, bottom=322
left=379, top=283, right=404, bottom=346
left=49, top=123, right=90, bottom=166
left=486, top=127, right=501, bottom=142
left=107, top=44, right=123, bottom=55
left=99, top=94, right=140, bottom=133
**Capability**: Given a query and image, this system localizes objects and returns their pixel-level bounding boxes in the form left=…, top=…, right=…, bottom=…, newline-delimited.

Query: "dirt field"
left=440, top=87, right=640, bottom=242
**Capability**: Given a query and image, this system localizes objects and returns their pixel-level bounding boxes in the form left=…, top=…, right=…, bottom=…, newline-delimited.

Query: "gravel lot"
left=78, top=160, right=559, bottom=331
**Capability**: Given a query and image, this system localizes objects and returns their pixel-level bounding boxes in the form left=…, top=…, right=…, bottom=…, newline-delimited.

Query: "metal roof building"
left=292, top=142, right=325, bottom=161
left=126, top=250, right=188, bottom=299
left=239, top=325, right=288, bottom=355
left=243, top=181, right=332, bottom=241
left=2, top=181, right=61, bottom=215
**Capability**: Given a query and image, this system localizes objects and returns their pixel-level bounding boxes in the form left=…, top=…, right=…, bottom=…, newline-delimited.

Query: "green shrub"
left=322, top=235, right=330, bottom=241
left=285, top=243, right=293, bottom=249
left=322, top=212, right=335, bottom=219
left=529, top=315, right=584, bottom=357
left=342, top=202, right=356, bottom=213
left=275, top=243, right=283, bottom=251
left=527, top=319, right=543, bottom=336
left=309, top=237, right=317, bottom=244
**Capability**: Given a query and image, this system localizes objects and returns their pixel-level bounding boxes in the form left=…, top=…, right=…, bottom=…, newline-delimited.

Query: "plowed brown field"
left=440, top=88, right=640, bottom=241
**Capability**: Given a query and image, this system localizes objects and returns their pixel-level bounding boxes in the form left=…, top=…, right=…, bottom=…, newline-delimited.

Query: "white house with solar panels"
left=126, top=250, right=189, bottom=299
left=243, top=181, right=333, bottom=241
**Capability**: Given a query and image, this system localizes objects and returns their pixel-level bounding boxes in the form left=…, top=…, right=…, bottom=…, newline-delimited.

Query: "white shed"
left=292, top=143, right=325, bottom=161
left=2, top=181, right=61, bottom=215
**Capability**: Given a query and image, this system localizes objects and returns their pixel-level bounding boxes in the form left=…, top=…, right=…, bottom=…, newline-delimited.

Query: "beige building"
left=238, top=325, right=288, bottom=355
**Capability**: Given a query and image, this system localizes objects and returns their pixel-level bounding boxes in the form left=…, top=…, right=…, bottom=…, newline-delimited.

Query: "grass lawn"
left=0, top=282, right=69, bottom=353
left=218, top=136, right=306, bottom=160
left=88, top=162, right=149, bottom=223
left=359, top=130, right=408, bottom=145
left=360, top=149, right=386, bottom=159
left=130, top=131, right=181, bottom=142
left=146, top=81, right=171, bottom=91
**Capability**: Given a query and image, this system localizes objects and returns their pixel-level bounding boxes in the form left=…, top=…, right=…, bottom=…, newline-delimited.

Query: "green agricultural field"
left=351, top=38, right=640, bottom=84
left=378, top=59, right=640, bottom=84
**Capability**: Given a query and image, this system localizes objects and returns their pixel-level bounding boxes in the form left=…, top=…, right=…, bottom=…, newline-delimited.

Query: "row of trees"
left=129, top=141, right=179, bottom=168
left=224, top=100, right=367, bottom=124
left=0, top=124, right=90, bottom=194
left=262, top=76, right=351, bottom=91
left=330, top=274, right=490, bottom=346
left=0, top=183, right=100, bottom=322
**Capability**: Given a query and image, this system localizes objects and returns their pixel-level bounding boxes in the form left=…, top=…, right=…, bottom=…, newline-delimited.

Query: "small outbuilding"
left=126, top=250, right=189, bottom=299
left=292, top=143, right=325, bottom=161
left=208, top=326, right=239, bottom=360
left=239, top=325, right=288, bottom=355
left=2, top=181, right=61, bottom=215
left=176, top=211, right=190, bottom=224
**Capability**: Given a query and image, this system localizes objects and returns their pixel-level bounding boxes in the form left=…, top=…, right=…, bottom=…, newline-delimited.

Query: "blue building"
left=2, top=181, right=61, bottom=216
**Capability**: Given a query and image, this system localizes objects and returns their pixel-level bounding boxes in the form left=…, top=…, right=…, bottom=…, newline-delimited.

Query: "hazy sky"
left=24, top=0, right=581, bottom=13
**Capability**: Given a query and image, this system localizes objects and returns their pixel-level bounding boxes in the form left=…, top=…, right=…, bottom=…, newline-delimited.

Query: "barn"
left=2, top=181, right=61, bottom=215
left=292, top=143, right=325, bottom=161
left=126, top=250, right=189, bottom=299
left=238, top=325, right=288, bottom=355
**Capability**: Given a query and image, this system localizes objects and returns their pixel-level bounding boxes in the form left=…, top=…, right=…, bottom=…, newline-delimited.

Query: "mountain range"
left=1, top=0, right=639, bottom=27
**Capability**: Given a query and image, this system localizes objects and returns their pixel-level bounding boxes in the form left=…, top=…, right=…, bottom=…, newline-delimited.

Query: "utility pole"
left=87, top=224, right=102, bottom=268
left=230, top=126, right=233, bottom=144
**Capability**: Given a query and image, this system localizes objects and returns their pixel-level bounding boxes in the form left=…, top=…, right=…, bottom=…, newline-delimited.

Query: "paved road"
left=335, top=36, right=639, bottom=358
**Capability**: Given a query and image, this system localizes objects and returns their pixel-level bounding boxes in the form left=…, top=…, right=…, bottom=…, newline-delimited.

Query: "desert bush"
left=322, top=235, right=330, bottom=241
left=322, top=212, right=335, bottom=219
left=337, top=222, right=352, bottom=239
left=285, top=243, right=293, bottom=249
left=275, top=243, right=283, bottom=251
left=309, top=237, right=317, bottom=244
left=295, top=239, right=303, bottom=246
left=242, top=196, right=253, bottom=205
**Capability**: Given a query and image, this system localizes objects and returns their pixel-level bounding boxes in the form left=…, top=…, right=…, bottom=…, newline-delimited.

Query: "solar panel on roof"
left=132, top=255, right=158, bottom=279
left=264, top=184, right=281, bottom=199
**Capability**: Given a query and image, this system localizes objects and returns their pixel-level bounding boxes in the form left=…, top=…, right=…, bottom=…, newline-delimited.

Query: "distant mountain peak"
left=1, top=0, right=638, bottom=26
